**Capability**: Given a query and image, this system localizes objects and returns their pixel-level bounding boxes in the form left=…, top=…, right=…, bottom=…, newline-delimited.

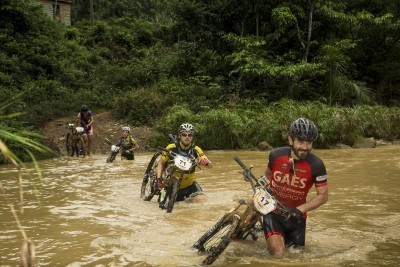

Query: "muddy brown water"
left=1, top=147, right=400, bottom=266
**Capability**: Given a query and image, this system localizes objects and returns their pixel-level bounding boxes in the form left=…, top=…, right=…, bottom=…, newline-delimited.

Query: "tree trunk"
left=89, top=0, right=94, bottom=25
left=255, top=0, right=259, bottom=37
left=303, top=0, right=315, bottom=62
left=53, top=0, right=58, bottom=19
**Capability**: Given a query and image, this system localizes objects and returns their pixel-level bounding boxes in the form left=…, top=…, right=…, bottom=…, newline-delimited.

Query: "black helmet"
left=178, top=123, right=195, bottom=133
left=289, top=118, right=318, bottom=142
left=81, top=105, right=89, bottom=112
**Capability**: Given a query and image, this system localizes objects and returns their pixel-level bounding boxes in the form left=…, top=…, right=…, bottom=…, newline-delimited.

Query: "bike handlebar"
left=233, top=156, right=259, bottom=183
left=234, top=156, right=290, bottom=215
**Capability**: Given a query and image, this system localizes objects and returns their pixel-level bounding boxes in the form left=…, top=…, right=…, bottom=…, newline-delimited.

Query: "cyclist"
left=77, top=105, right=94, bottom=155
left=261, top=118, right=328, bottom=256
left=155, top=123, right=213, bottom=202
left=116, top=126, right=139, bottom=160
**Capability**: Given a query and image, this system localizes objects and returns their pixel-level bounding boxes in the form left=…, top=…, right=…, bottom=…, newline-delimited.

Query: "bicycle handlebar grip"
left=234, top=156, right=260, bottom=183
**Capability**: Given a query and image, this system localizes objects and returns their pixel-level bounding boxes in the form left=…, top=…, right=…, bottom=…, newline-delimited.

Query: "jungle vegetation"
left=2, top=0, right=400, bottom=161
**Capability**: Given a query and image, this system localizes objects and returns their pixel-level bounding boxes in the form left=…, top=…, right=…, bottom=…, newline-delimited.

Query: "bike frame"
left=192, top=157, right=290, bottom=265
left=66, top=124, right=85, bottom=157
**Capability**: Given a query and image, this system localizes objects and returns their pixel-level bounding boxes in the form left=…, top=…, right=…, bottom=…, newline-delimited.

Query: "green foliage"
left=196, top=109, right=243, bottom=149
left=148, top=134, right=172, bottom=149
left=113, top=88, right=167, bottom=126
left=356, top=105, right=400, bottom=141
left=3, top=0, right=400, bottom=157
left=151, top=98, right=400, bottom=150
left=157, top=104, right=194, bottom=135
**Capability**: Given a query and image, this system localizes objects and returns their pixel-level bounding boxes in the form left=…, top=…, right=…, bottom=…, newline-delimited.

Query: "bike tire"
left=166, top=177, right=180, bottom=213
left=106, top=151, right=118, bottom=163
left=192, top=213, right=229, bottom=251
left=141, top=151, right=162, bottom=200
left=197, top=216, right=240, bottom=265
left=66, top=133, right=74, bottom=156
left=76, top=137, right=86, bottom=157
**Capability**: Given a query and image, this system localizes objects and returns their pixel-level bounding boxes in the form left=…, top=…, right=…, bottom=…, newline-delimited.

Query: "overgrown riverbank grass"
left=149, top=99, right=400, bottom=150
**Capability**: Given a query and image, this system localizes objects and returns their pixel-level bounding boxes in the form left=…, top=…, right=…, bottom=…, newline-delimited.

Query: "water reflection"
left=1, top=146, right=400, bottom=266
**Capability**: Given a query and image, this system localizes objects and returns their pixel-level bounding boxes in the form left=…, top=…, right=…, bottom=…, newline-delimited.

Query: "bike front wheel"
left=158, top=176, right=179, bottom=212
left=193, top=215, right=240, bottom=265
left=141, top=151, right=162, bottom=200
left=106, top=151, right=118, bottom=163
left=166, top=177, right=180, bottom=213
left=76, top=137, right=86, bottom=157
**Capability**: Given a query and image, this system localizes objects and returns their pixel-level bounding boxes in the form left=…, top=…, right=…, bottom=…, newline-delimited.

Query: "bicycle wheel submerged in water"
left=66, top=133, right=74, bottom=156
left=75, top=137, right=86, bottom=157
left=158, top=177, right=180, bottom=213
left=106, top=151, right=118, bottom=163
left=141, top=151, right=162, bottom=200
left=193, top=215, right=240, bottom=265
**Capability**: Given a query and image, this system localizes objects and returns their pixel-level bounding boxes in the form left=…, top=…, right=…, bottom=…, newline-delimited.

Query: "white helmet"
left=122, top=126, right=130, bottom=132
left=179, top=123, right=194, bottom=133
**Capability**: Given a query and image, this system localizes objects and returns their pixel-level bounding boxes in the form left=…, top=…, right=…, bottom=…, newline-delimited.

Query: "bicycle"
left=192, top=156, right=290, bottom=265
left=140, top=150, right=162, bottom=200
left=65, top=123, right=86, bottom=157
left=104, top=137, right=122, bottom=163
left=140, top=134, right=177, bottom=201
left=140, top=134, right=198, bottom=213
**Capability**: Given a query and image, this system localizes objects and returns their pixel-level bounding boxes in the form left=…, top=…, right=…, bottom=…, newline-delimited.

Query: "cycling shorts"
left=176, top=182, right=203, bottom=202
left=263, top=211, right=306, bottom=247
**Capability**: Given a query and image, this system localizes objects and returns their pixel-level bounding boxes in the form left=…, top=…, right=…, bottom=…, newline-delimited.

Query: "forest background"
left=2, top=0, right=400, bottom=163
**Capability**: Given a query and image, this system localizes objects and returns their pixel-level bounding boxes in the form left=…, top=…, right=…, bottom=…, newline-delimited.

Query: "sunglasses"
left=181, top=133, right=193, bottom=137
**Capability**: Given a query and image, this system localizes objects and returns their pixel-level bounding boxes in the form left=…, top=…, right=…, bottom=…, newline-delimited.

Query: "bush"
left=113, top=88, right=167, bottom=126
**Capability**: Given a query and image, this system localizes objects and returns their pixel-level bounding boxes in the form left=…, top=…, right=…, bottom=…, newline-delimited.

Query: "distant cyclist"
left=116, top=126, right=139, bottom=160
left=77, top=105, right=94, bottom=155
left=156, top=123, right=213, bottom=202
left=261, top=118, right=328, bottom=256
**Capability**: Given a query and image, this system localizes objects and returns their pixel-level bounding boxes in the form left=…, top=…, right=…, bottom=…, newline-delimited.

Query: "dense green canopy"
left=2, top=0, right=400, bottom=161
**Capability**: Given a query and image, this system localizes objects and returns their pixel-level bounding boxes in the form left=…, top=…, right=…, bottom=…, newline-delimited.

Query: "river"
left=1, top=146, right=400, bottom=266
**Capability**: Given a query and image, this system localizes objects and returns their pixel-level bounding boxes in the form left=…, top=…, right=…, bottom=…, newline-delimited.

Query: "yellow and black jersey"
left=117, top=136, right=137, bottom=150
left=161, top=142, right=208, bottom=189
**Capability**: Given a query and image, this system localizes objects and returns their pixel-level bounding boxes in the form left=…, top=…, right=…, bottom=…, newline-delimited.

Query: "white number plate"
left=253, top=188, right=277, bottom=215
left=75, top=127, right=84, bottom=133
left=174, top=154, right=193, bottom=171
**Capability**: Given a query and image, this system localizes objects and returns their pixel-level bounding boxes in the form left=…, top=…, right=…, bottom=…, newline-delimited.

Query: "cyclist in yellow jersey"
left=156, top=123, right=213, bottom=201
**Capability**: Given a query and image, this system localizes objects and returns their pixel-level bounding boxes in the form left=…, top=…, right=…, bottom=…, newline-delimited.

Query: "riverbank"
left=42, top=111, right=400, bottom=157
left=42, top=111, right=159, bottom=156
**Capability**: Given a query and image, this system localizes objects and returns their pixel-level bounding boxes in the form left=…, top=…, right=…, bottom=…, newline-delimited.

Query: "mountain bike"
left=140, top=134, right=177, bottom=201
left=140, top=150, right=162, bottom=200
left=65, top=123, right=86, bottom=157
left=192, top=156, right=290, bottom=265
left=104, top=137, right=121, bottom=163
left=141, top=135, right=198, bottom=213
left=158, top=147, right=198, bottom=213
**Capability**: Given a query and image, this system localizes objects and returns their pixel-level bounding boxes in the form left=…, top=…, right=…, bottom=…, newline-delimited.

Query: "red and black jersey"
left=267, top=147, right=327, bottom=211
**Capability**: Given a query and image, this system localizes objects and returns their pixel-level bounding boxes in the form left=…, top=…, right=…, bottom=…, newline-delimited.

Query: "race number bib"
left=253, top=188, right=277, bottom=215
left=75, top=127, right=84, bottom=133
left=174, top=154, right=193, bottom=171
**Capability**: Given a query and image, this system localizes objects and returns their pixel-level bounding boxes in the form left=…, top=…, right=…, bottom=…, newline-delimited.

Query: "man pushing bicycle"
left=156, top=123, right=213, bottom=202
left=261, top=118, right=328, bottom=256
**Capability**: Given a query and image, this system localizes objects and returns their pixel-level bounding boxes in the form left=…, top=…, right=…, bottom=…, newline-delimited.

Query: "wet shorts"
left=121, top=150, right=134, bottom=160
left=82, top=126, right=93, bottom=136
left=263, top=211, right=306, bottom=247
left=176, top=182, right=203, bottom=202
